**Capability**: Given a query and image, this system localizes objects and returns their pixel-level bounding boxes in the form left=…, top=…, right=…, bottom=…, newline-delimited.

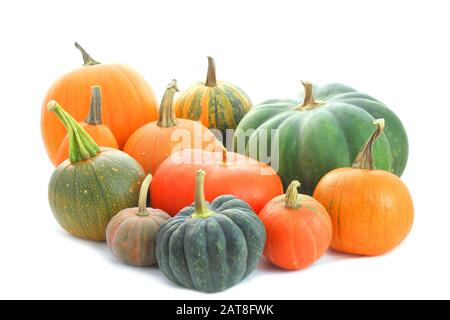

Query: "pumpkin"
left=259, top=181, right=332, bottom=270
left=151, top=146, right=283, bottom=215
left=55, top=86, right=118, bottom=165
left=313, top=119, right=414, bottom=256
left=41, top=42, right=158, bottom=165
left=106, top=174, right=170, bottom=267
left=48, top=100, right=145, bottom=241
left=123, top=80, right=216, bottom=174
left=233, top=81, right=408, bottom=195
left=175, top=56, right=252, bottom=138
left=156, top=170, right=266, bottom=293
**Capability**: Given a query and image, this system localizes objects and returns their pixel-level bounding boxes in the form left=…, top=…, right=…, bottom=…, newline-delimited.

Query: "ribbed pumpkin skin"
left=41, top=64, right=158, bottom=165
left=313, top=168, right=414, bottom=256
left=156, top=195, right=266, bottom=293
left=106, top=208, right=170, bottom=267
left=48, top=148, right=146, bottom=241
left=123, top=119, right=215, bottom=174
left=55, top=123, right=118, bottom=165
left=260, top=194, right=332, bottom=270
left=233, top=83, right=408, bottom=195
left=175, top=81, right=252, bottom=134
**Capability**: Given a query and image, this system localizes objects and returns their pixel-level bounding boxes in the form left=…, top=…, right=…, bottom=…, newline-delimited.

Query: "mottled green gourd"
left=48, top=100, right=145, bottom=241
left=233, top=81, right=409, bottom=195
left=156, top=170, right=266, bottom=293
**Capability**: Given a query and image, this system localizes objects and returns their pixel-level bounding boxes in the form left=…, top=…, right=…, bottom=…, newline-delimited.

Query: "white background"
left=0, top=0, right=449, bottom=300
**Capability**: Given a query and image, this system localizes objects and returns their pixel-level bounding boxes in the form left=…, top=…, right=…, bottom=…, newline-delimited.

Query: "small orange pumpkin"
left=123, top=80, right=216, bottom=174
left=260, top=181, right=332, bottom=270
left=55, top=86, right=118, bottom=165
left=41, top=42, right=158, bottom=165
left=313, top=119, right=414, bottom=256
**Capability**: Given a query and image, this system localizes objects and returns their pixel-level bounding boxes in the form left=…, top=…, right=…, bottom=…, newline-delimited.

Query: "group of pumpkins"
left=42, top=43, right=414, bottom=293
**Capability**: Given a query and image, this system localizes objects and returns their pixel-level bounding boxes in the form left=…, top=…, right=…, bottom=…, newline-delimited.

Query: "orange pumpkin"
left=41, top=42, right=158, bottom=165
left=260, top=181, right=332, bottom=270
left=55, top=86, right=118, bottom=165
left=123, top=80, right=216, bottom=174
left=313, top=119, right=414, bottom=256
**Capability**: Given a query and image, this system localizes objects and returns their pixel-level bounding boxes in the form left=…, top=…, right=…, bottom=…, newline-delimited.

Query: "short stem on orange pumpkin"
left=137, top=174, right=153, bottom=216
left=75, top=42, right=100, bottom=67
left=352, top=119, right=386, bottom=170
left=191, top=170, right=215, bottom=219
left=298, top=81, right=321, bottom=110
left=85, top=86, right=103, bottom=125
left=285, top=180, right=302, bottom=208
left=157, top=79, right=179, bottom=128
left=205, top=56, right=217, bottom=87
left=47, top=100, right=100, bottom=163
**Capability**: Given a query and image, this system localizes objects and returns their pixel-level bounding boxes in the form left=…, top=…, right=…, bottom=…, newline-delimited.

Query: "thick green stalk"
left=352, top=119, right=386, bottom=170
left=191, top=170, right=215, bottom=219
left=75, top=42, right=100, bottom=67
left=47, top=101, right=100, bottom=163
left=85, top=86, right=103, bottom=124
left=285, top=180, right=302, bottom=208
left=137, top=174, right=153, bottom=216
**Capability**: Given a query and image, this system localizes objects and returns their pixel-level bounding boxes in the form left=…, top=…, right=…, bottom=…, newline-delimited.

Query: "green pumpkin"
left=233, top=82, right=408, bottom=195
left=48, top=100, right=145, bottom=241
left=156, top=170, right=266, bottom=293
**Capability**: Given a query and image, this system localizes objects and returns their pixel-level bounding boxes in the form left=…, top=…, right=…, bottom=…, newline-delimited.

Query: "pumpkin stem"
left=285, top=181, right=302, bottom=208
left=299, top=81, right=322, bottom=110
left=352, top=119, right=386, bottom=170
left=157, top=79, right=180, bottom=128
left=192, top=170, right=215, bottom=219
left=75, top=42, right=100, bottom=67
left=85, top=86, right=103, bottom=125
left=47, top=100, right=100, bottom=163
left=217, top=141, right=229, bottom=165
left=137, top=174, right=153, bottom=216
left=205, top=56, right=217, bottom=87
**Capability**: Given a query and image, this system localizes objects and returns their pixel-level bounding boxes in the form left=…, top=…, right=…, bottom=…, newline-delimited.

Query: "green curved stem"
left=157, top=79, right=179, bottom=128
left=285, top=181, right=302, bottom=208
left=352, top=119, right=386, bottom=170
left=85, top=86, right=103, bottom=124
left=75, top=42, right=100, bottom=67
left=205, top=56, right=217, bottom=87
left=191, top=170, right=215, bottom=219
left=137, top=174, right=152, bottom=216
left=47, top=101, right=100, bottom=163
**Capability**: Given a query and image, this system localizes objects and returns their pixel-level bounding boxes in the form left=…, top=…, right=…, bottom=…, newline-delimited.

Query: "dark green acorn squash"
left=156, top=170, right=266, bottom=293
left=233, top=81, right=408, bottom=195
left=47, top=100, right=145, bottom=241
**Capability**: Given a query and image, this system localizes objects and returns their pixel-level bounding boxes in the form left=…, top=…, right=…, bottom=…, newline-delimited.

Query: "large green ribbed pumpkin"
left=47, top=100, right=145, bottom=241
left=233, top=82, right=408, bottom=195
left=156, top=170, right=266, bottom=293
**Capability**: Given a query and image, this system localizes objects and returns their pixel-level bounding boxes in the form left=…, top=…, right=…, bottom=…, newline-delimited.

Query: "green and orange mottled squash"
left=175, top=57, right=252, bottom=137
left=234, top=81, right=408, bottom=195
left=106, top=174, right=170, bottom=267
left=156, top=170, right=266, bottom=293
left=48, top=101, right=145, bottom=241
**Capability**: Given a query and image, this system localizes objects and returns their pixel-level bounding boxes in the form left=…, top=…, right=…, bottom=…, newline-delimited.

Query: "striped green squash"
left=233, top=81, right=409, bottom=195
left=175, top=57, right=252, bottom=137
left=47, top=100, right=145, bottom=241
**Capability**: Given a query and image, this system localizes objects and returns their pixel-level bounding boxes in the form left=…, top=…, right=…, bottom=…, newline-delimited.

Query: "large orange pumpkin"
left=151, top=147, right=284, bottom=215
left=123, top=80, right=216, bottom=174
left=260, top=181, right=332, bottom=270
left=41, top=42, right=158, bottom=165
left=313, top=119, right=414, bottom=256
left=55, top=86, right=118, bottom=165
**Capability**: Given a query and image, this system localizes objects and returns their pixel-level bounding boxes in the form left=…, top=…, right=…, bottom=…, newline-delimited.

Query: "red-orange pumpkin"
left=151, top=147, right=284, bottom=215
left=313, top=119, right=414, bottom=256
left=41, top=42, right=158, bottom=165
left=260, top=181, right=332, bottom=270
left=123, top=80, right=216, bottom=174
left=55, top=86, right=118, bottom=165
